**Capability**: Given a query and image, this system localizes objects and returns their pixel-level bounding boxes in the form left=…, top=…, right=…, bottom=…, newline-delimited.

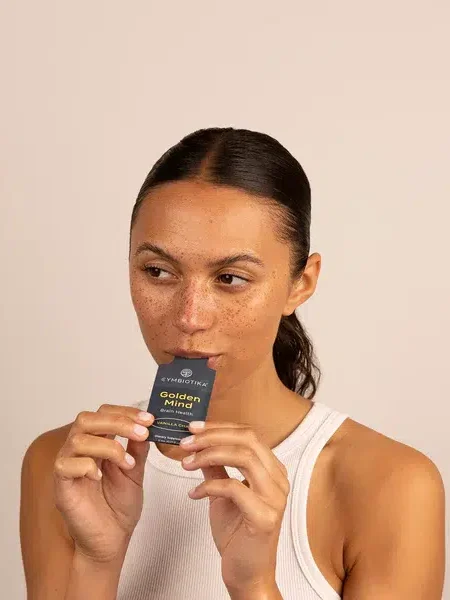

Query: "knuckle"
left=53, top=457, right=65, bottom=476
left=69, top=432, right=84, bottom=449
left=264, top=507, right=280, bottom=529
left=97, top=403, right=113, bottom=412
left=75, top=411, right=90, bottom=429
left=241, top=447, right=256, bottom=464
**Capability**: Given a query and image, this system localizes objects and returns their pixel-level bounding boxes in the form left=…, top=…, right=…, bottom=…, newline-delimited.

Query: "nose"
left=173, top=281, right=216, bottom=334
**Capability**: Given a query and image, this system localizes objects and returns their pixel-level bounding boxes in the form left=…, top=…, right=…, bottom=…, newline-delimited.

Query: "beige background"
left=1, top=1, right=449, bottom=598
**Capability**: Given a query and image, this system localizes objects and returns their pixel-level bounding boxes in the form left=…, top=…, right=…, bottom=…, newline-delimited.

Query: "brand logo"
left=161, top=376, right=207, bottom=387
left=180, top=368, right=193, bottom=378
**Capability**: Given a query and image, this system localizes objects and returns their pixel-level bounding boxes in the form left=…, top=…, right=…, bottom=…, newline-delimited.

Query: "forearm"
left=64, top=551, right=126, bottom=600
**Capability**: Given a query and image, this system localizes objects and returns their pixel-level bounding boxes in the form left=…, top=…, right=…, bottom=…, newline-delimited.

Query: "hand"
left=180, top=420, right=290, bottom=593
left=53, top=404, right=154, bottom=563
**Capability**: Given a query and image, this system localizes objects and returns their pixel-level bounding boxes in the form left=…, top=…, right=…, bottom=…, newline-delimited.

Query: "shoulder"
left=332, top=416, right=444, bottom=501
left=23, top=422, right=73, bottom=467
left=330, top=416, right=445, bottom=573
left=21, top=423, right=73, bottom=497
left=21, top=423, right=74, bottom=495
left=20, top=423, right=76, bottom=591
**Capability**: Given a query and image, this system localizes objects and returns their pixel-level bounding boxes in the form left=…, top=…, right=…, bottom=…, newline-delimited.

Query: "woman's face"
left=129, top=179, right=313, bottom=388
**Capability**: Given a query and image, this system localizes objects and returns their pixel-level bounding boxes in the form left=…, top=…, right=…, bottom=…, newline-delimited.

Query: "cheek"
left=130, top=274, right=167, bottom=325
left=225, top=287, right=284, bottom=347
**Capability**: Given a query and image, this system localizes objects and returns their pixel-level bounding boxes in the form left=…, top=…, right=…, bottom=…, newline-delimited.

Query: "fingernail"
left=138, top=411, right=154, bottom=421
left=125, top=453, right=135, bottom=466
left=183, top=453, right=196, bottom=464
left=190, top=421, right=205, bottom=429
left=180, top=435, right=195, bottom=445
left=134, top=424, right=149, bottom=436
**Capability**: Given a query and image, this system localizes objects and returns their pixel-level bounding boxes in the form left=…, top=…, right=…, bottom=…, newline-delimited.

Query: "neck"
left=155, top=353, right=313, bottom=461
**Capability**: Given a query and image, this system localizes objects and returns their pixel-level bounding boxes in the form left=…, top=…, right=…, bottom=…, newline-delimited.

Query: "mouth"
left=167, top=350, right=222, bottom=369
left=168, top=349, right=220, bottom=358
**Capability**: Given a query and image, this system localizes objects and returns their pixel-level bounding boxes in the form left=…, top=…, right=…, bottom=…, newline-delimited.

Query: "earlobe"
left=281, top=254, right=321, bottom=317
left=282, top=281, right=307, bottom=317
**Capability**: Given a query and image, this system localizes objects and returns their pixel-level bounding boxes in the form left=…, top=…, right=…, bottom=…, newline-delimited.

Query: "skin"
left=20, top=178, right=445, bottom=599
left=128, top=178, right=318, bottom=462
left=127, top=178, right=445, bottom=597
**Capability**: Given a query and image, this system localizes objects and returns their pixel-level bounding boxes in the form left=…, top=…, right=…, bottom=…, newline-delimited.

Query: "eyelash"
left=143, top=266, right=249, bottom=288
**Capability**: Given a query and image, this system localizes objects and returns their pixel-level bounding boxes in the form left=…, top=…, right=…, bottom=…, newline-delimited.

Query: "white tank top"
left=117, top=400, right=349, bottom=600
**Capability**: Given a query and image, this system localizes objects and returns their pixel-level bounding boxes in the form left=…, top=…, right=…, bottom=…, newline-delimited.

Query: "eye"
left=143, top=266, right=248, bottom=288
left=218, top=273, right=248, bottom=287
left=144, top=266, right=172, bottom=280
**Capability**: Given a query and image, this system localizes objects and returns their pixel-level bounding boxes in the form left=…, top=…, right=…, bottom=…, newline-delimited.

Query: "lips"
left=168, top=349, right=220, bottom=359
left=167, top=350, right=221, bottom=369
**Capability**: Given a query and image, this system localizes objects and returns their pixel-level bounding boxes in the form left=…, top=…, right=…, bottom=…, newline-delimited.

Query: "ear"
left=282, top=253, right=321, bottom=317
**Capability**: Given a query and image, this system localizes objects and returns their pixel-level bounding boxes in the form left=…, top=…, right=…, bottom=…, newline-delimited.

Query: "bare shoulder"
left=25, top=422, right=73, bottom=460
left=332, top=416, right=444, bottom=494
left=20, top=422, right=75, bottom=596
left=21, top=420, right=74, bottom=515
left=21, top=421, right=74, bottom=534
left=330, top=416, right=445, bottom=573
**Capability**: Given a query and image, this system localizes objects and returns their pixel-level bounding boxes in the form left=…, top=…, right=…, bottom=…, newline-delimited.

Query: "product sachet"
left=146, top=356, right=216, bottom=445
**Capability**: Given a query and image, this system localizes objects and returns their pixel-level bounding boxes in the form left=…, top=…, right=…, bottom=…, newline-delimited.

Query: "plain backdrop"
left=1, top=1, right=449, bottom=598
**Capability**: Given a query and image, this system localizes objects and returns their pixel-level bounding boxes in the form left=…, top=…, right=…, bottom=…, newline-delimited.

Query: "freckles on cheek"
left=228, top=291, right=279, bottom=346
left=132, top=285, right=172, bottom=351
left=131, top=280, right=166, bottom=325
left=242, top=287, right=278, bottom=321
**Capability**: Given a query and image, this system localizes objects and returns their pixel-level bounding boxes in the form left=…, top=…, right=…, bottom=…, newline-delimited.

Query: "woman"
left=20, top=127, right=445, bottom=599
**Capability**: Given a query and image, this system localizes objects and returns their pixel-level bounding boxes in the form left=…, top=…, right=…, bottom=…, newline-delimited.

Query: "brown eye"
left=143, top=266, right=248, bottom=287
left=144, top=266, right=172, bottom=279
left=218, top=273, right=248, bottom=286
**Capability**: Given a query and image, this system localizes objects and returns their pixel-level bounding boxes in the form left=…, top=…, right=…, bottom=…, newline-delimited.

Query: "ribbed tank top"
left=116, top=401, right=349, bottom=600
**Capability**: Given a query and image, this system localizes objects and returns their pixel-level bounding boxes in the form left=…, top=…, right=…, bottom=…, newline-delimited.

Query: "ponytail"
left=273, top=312, right=321, bottom=399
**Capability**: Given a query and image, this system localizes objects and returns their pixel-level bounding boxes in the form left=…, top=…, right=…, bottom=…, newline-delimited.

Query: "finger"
left=70, top=410, right=153, bottom=441
left=65, top=432, right=138, bottom=471
left=97, top=404, right=155, bottom=434
left=98, top=438, right=151, bottom=488
left=95, top=406, right=153, bottom=449
left=54, top=455, right=102, bottom=481
left=189, top=420, right=249, bottom=432
left=184, top=426, right=290, bottom=496
left=187, top=421, right=250, bottom=484
left=183, top=446, right=287, bottom=508
left=125, top=436, right=151, bottom=480
left=97, top=403, right=154, bottom=426
left=189, top=478, right=281, bottom=532
left=189, top=421, right=288, bottom=482
left=196, top=460, right=229, bottom=487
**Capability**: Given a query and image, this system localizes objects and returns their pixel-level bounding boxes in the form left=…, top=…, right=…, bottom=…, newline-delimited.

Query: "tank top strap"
left=270, top=401, right=347, bottom=462
left=289, top=401, right=349, bottom=600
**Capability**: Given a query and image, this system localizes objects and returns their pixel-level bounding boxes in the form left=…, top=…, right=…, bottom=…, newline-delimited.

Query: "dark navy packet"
left=146, top=356, right=216, bottom=446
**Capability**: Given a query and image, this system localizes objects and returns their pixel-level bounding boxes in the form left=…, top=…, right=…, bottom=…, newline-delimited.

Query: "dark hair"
left=129, top=127, right=321, bottom=399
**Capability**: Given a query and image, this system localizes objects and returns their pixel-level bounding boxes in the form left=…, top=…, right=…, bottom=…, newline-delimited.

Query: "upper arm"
left=20, top=428, right=75, bottom=599
left=342, top=449, right=446, bottom=599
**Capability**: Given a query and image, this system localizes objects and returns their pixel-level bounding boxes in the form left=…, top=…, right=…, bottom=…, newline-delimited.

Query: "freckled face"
left=129, top=180, right=293, bottom=385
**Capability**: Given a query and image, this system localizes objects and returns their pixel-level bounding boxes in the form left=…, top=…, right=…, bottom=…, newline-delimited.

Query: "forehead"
left=130, top=180, right=284, bottom=260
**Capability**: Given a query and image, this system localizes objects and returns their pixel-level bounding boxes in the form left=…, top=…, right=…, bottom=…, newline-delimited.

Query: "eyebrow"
left=134, top=242, right=265, bottom=269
